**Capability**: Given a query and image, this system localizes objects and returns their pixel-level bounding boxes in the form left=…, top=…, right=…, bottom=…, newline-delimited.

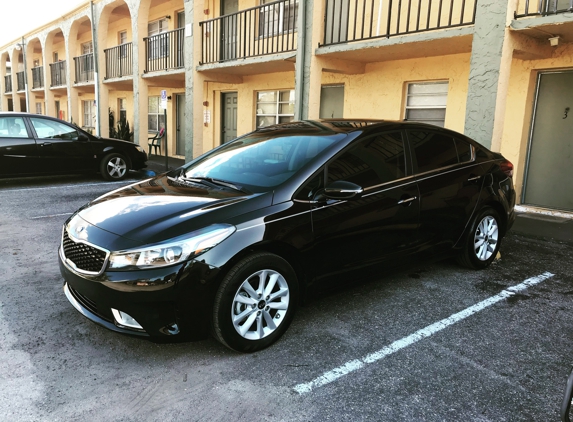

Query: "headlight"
left=135, top=145, right=145, bottom=153
left=108, top=224, right=235, bottom=270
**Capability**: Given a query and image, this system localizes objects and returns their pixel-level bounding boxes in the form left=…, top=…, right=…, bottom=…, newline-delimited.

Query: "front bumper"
left=59, top=247, right=220, bottom=341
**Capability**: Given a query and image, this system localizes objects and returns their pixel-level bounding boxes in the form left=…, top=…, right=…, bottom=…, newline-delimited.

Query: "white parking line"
left=30, top=212, right=74, bottom=220
left=293, top=271, right=555, bottom=395
left=1, top=180, right=137, bottom=193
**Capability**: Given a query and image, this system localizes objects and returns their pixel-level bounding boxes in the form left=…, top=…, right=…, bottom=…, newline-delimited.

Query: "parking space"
left=1, top=176, right=572, bottom=421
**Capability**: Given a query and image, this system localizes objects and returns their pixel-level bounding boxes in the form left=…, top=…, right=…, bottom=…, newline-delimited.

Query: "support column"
left=185, top=0, right=200, bottom=160
left=43, top=35, right=55, bottom=117
left=132, top=1, right=150, bottom=147
left=464, top=0, right=516, bottom=151
left=10, top=49, right=21, bottom=112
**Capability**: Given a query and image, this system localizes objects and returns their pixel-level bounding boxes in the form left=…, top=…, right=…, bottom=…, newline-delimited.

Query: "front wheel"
left=457, top=207, right=502, bottom=270
left=212, top=252, right=298, bottom=352
left=100, top=153, right=128, bottom=180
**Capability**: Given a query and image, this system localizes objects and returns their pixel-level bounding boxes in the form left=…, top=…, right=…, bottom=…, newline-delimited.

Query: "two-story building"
left=1, top=0, right=572, bottom=212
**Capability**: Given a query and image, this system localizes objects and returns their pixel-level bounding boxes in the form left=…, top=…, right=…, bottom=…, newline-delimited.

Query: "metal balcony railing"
left=4, top=75, right=12, bottom=93
left=144, top=28, right=184, bottom=73
left=321, top=0, right=477, bottom=46
left=32, top=66, right=44, bottom=89
left=16, top=71, right=25, bottom=91
left=104, top=42, right=133, bottom=79
left=74, top=53, right=94, bottom=83
left=515, top=0, right=573, bottom=18
left=50, top=61, right=67, bottom=87
left=200, top=0, right=298, bottom=64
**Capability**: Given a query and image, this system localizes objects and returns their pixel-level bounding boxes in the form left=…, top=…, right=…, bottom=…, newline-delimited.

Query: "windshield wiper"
left=180, top=176, right=251, bottom=194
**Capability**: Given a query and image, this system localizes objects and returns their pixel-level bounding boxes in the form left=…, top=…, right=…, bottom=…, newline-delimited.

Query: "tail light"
left=500, top=160, right=513, bottom=178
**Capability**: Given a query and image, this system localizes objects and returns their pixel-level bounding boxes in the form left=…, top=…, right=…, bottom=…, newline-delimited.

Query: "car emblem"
left=75, top=225, right=88, bottom=239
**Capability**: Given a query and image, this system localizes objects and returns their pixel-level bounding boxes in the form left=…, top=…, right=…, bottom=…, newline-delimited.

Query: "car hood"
left=77, top=174, right=273, bottom=244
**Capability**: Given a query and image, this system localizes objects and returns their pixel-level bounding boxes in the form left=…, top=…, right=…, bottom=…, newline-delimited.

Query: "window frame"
left=255, top=89, right=295, bottom=128
left=147, top=18, right=169, bottom=59
left=82, top=100, right=95, bottom=129
left=404, top=81, right=449, bottom=128
left=148, top=96, right=165, bottom=132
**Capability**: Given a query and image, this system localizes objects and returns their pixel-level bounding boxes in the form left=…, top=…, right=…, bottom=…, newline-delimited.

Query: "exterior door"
left=221, top=92, right=238, bottom=144
left=523, top=72, right=573, bottom=211
left=0, top=116, right=38, bottom=175
left=408, top=129, right=486, bottom=252
left=29, top=116, right=92, bottom=172
left=310, top=131, right=420, bottom=284
left=319, top=85, right=344, bottom=119
left=176, top=94, right=186, bottom=156
left=176, top=11, right=185, bottom=68
left=221, top=0, right=238, bottom=60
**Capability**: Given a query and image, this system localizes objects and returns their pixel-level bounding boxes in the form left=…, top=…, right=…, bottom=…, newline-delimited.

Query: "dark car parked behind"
left=0, top=112, right=147, bottom=180
left=59, top=120, right=516, bottom=352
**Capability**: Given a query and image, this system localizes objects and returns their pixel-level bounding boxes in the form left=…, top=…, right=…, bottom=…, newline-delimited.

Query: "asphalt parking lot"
left=1, top=171, right=572, bottom=421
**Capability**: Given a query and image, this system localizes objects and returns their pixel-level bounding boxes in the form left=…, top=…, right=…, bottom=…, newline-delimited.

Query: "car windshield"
left=182, top=131, right=344, bottom=191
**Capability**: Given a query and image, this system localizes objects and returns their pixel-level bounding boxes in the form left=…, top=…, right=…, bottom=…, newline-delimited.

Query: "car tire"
left=457, top=206, right=502, bottom=270
left=212, top=252, right=298, bottom=352
left=100, top=153, right=128, bottom=181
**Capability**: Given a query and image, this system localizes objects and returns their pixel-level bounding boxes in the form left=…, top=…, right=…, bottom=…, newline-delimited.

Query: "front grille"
left=62, top=229, right=108, bottom=274
left=68, top=285, right=112, bottom=323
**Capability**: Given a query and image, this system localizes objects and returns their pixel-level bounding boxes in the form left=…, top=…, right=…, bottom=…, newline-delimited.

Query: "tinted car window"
left=454, top=137, right=473, bottom=162
left=0, top=117, right=28, bottom=138
left=295, top=172, right=324, bottom=201
left=30, top=118, right=79, bottom=140
left=327, top=131, right=406, bottom=188
left=409, top=130, right=458, bottom=173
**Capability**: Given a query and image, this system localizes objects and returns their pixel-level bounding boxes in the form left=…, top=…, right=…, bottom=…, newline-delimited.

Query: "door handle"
left=41, top=142, right=52, bottom=147
left=468, top=175, right=481, bottom=181
left=397, top=196, right=417, bottom=205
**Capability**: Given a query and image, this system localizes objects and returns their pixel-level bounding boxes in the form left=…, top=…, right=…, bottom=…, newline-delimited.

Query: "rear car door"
left=310, top=130, right=420, bottom=284
left=407, top=128, right=486, bottom=254
left=0, top=115, right=39, bottom=176
left=28, top=117, right=94, bottom=173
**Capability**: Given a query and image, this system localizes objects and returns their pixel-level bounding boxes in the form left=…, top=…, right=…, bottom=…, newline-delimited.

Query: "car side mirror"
left=324, top=180, right=364, bottom=200
left=77, top=132, right=89, bottom=142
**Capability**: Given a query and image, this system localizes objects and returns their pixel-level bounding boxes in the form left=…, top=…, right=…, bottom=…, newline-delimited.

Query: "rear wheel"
left=457, top=207, right=502, bottom=269
left=212, top=252, right=298, bottom=352
left=100, top=153, right=128, bottom=180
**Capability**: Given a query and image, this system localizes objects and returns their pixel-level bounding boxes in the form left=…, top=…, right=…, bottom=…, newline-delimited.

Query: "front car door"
left=407, top=128, right=486, bottom=255
left=0, top=115, right=39, bottom=176
left=28, top=117, right=94, bottom=173
left=309, top=130, right=420, bottom=286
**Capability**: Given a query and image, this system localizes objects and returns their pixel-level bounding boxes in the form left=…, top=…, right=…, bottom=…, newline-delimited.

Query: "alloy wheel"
left=231, top=269, right=290, bottom=340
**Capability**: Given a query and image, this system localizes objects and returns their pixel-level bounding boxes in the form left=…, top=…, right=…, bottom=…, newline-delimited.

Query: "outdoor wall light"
left=549, top=36, right=560, bottom=47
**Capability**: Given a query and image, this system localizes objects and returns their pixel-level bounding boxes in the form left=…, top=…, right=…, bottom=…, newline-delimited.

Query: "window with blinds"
left=404, top=81, right=448, bottom=127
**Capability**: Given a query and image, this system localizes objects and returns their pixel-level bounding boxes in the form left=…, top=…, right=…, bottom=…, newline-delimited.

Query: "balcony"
left=200, top=0, right=298, bottom=65
left=16, top=71, right=25, bottom=91
left=50, top=61, right=67, bottom=87
left=32, top=66, right=44, bottom=89
left=321, top=0, right=476, bottom=46
left=144, top=28, right=184, bottom=73
left=4, top=75, right=12, bottom=93
left=104, top=43, right=133, bottom=79
left=515, top=0, right=573, bottom=18
left=74, top=53, right=94, bottom=84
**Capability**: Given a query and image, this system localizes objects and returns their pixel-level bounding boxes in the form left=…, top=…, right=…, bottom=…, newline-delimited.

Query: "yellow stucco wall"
left=320, top=53, right=471, bottom=133
left=202, top=71, right=296, bottom=152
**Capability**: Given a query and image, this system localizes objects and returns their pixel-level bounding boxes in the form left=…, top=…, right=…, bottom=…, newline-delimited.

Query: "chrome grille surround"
left=61, top=226, right=110, bottom=276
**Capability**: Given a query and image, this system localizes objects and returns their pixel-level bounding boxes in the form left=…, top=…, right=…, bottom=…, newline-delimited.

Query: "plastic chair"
left=148, top=127, right=165, bottom=155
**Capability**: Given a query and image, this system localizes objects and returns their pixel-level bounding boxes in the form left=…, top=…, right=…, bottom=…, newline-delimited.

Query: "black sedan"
left=59, top=120, right=515, bottom=352
left=0, top=112, right=147, bottom=180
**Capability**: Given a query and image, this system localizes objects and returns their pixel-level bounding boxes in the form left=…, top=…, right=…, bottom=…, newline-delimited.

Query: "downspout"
left=90, top=0, right=101, bottom=136
left=294, top=0, right=307, bottom=120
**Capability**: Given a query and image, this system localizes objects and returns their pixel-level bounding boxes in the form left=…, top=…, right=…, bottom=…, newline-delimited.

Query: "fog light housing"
left=111, top=308, right=143, bottom=330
